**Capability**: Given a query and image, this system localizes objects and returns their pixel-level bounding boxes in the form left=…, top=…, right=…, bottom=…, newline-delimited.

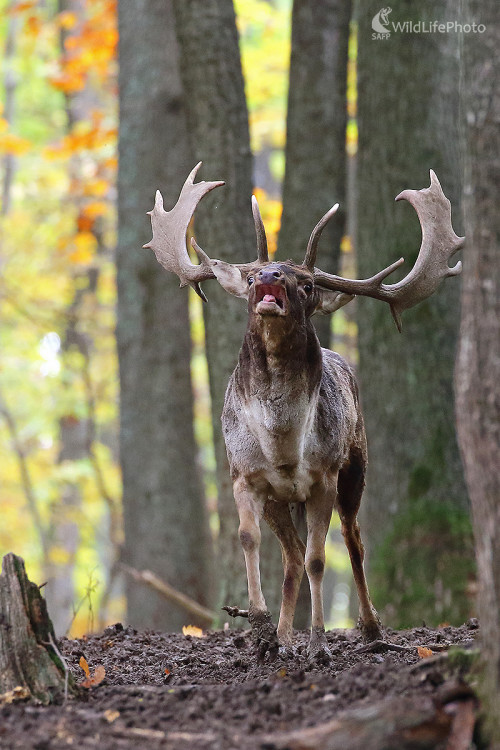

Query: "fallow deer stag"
left=144, top=163, right=463, bottom=661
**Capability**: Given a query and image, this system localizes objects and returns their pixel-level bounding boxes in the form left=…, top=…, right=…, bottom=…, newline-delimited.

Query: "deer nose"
left=258, top=269, right=283, bottom=284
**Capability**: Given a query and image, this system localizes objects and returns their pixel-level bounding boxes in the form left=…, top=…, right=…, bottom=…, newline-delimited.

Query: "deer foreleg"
left=263, top=500, right=305, bottom=646
left=305, top=490, right=335, bottom=629
left=304, top=487, right=336, bottom=661
left=234, top=479, right=278, bottom=660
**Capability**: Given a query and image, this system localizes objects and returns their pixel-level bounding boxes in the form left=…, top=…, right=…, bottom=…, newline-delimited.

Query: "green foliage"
left=371, top=496, right=474, bottom=628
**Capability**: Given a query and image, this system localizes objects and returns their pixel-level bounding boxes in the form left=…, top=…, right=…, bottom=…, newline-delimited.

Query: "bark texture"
left=117, top=0, right=212, bottom=630
left=456, top=1, right=500, bottom=743
left=0, top=553, right=75, bottom=704
left=172, top=0, right=282, bottom=617
left=355, top=0, right=473, bottom=627
left=279, top=0, right=351, bottom=348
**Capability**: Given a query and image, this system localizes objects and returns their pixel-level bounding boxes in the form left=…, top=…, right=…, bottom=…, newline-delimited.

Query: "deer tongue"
left=263, top=294, right=277, bottom=303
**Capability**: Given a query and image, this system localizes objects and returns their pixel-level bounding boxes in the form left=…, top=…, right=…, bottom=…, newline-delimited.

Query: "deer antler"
left=311, top=170, right=464, bottom=331
left=303, top=203, right=339, bottom=271
left=143, top=162, right=224, bottom=301
left=144, top=163, right=271, bottom=301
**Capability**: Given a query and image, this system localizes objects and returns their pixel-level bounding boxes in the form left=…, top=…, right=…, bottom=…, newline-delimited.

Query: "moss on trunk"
left=0, top=553, right=76, bottom=704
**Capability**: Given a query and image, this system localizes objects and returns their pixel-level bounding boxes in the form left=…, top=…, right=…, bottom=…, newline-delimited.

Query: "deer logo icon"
left=372, top=7, right=392, bottom=34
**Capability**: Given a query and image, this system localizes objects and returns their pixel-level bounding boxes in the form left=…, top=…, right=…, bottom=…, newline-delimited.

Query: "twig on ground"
left=356, top=640, right=415, bottom=654
left=120, top=564, right=217, bottom=625
left=222, top=606, right=249, bottom=619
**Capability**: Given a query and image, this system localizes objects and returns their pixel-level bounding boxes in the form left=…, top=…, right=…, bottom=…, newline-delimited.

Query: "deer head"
left=144, top=162, right=464, bottom=331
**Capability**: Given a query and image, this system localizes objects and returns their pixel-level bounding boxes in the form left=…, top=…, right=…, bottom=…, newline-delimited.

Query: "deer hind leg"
left=234, top=478, right=279, bottom=660
left=304, top=484, right=336, bottom=661
left=337, top=447, right=382, bottom=642
left=263, top=500, right=306, bottom=647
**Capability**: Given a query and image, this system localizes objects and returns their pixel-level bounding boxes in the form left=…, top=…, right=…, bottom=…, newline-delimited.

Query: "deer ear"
left=314, top=289, right=354, bottom=315
left=210, top=260, right=249, bottom=299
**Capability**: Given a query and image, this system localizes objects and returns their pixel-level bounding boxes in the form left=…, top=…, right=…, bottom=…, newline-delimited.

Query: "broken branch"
left=120, top=564, right=217, bottom=626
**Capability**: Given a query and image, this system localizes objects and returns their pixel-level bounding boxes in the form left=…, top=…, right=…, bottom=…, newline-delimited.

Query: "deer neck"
left=236, top=315, right=322, bottom=413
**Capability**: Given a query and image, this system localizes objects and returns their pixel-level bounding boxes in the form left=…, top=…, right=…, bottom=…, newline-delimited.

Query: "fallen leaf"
left=79, top=658, right=106, bottom=688
left=92, top=665, right=106, bottom=685
left=0, top=686, right=31, bottom=704
left=182, top=625, right=205, bottom=638
left=103, top=709, right=120, bottom=723
left=164, top=668, right=170, bottom=675
left=417, top=646, right=434, bottom=659
left=79, top=656, right=90, bottom=678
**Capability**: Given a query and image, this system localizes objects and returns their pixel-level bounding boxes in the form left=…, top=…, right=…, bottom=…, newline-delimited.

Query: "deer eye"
left=303, top=283, right=313, bottom=294
left=247, top=276, right=254, bottom=286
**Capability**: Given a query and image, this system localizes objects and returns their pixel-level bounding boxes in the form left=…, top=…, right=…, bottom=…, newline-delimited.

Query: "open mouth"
left=254, top=284, right=287, bottom=315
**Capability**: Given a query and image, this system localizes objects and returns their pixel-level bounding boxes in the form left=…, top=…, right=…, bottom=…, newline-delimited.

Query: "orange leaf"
left=79, top=656, right=90, bottom=678
left=83, top=201, right=108, bottom=219
left=25, top=14, right=41, bottom=37
left=417, top=646, right=434, bottom=659
left=9, top=0, right=37, bottom=14
left=103, top=709, right=120, bottom=723
left=182, top=625, right=205, bottom=638
left=58, top=10, right=78, bottom=29
left=0, top=132, right=31, bottom=156
left=92, top=665, right=106, bottom=686
left=69, top=231, right=97, bottom=264
left=80, top=663, right=106, bottom=688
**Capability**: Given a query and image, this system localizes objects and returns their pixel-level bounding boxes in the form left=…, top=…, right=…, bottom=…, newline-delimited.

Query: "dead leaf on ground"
left=417, top=646, right=434, bottom=659
left=79, top=656, right=106, bottom=688
left=0, top=686, right=31, bottom=704
left=103, top=709, right=120, bottom=723
left=182, top=625, right=205, bottom=638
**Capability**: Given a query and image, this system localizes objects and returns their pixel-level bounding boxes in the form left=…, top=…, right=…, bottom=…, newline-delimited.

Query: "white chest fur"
left=241, top=388, right=320, bottom=501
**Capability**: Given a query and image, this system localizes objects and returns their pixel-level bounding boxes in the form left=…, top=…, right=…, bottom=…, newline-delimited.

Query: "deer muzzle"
left=254, top=283, right=288, bottom=316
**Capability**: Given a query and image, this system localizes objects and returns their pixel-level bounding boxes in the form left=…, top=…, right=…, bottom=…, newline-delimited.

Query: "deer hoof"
left=307, top=626, right=332, bottom=664
left=278, top=643, right=297, bottom=660
left=248, top=608, right=279, bottom=662
left=358, top=613, right=383, bottom=642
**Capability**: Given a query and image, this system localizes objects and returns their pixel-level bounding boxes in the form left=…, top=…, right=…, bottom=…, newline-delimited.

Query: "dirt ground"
left=0, top=620, right=481, bottom=749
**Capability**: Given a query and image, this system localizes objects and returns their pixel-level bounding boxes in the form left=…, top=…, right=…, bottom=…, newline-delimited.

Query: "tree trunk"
left=0, top=553, right=76, bottom=704
left=456, top=1, right=500, bottom=743
left=172, top=0, right=282, bottom=618
left=355, top=0, right=473, bottom=628
left=279, top=0, right=351, bottom=349
left=117, top=0, right=212, bottom=631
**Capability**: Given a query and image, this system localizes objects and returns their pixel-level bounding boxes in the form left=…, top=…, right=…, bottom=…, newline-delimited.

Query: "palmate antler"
left=145, top=166, right=463, bottom=329
left=310, top=170, right=464, bottom=331
left=143, top=162, right=268, bottom=301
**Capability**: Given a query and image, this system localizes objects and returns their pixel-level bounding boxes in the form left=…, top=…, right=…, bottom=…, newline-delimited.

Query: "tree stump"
left=0, top=553, right=76, bottom=704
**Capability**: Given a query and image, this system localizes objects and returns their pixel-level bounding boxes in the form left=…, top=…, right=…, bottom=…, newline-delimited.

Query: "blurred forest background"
left=0, top=0, right=496, bottom=673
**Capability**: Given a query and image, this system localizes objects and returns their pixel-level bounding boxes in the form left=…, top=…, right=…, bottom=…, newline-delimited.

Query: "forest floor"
left=0, top=620, right=481, bottom=750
